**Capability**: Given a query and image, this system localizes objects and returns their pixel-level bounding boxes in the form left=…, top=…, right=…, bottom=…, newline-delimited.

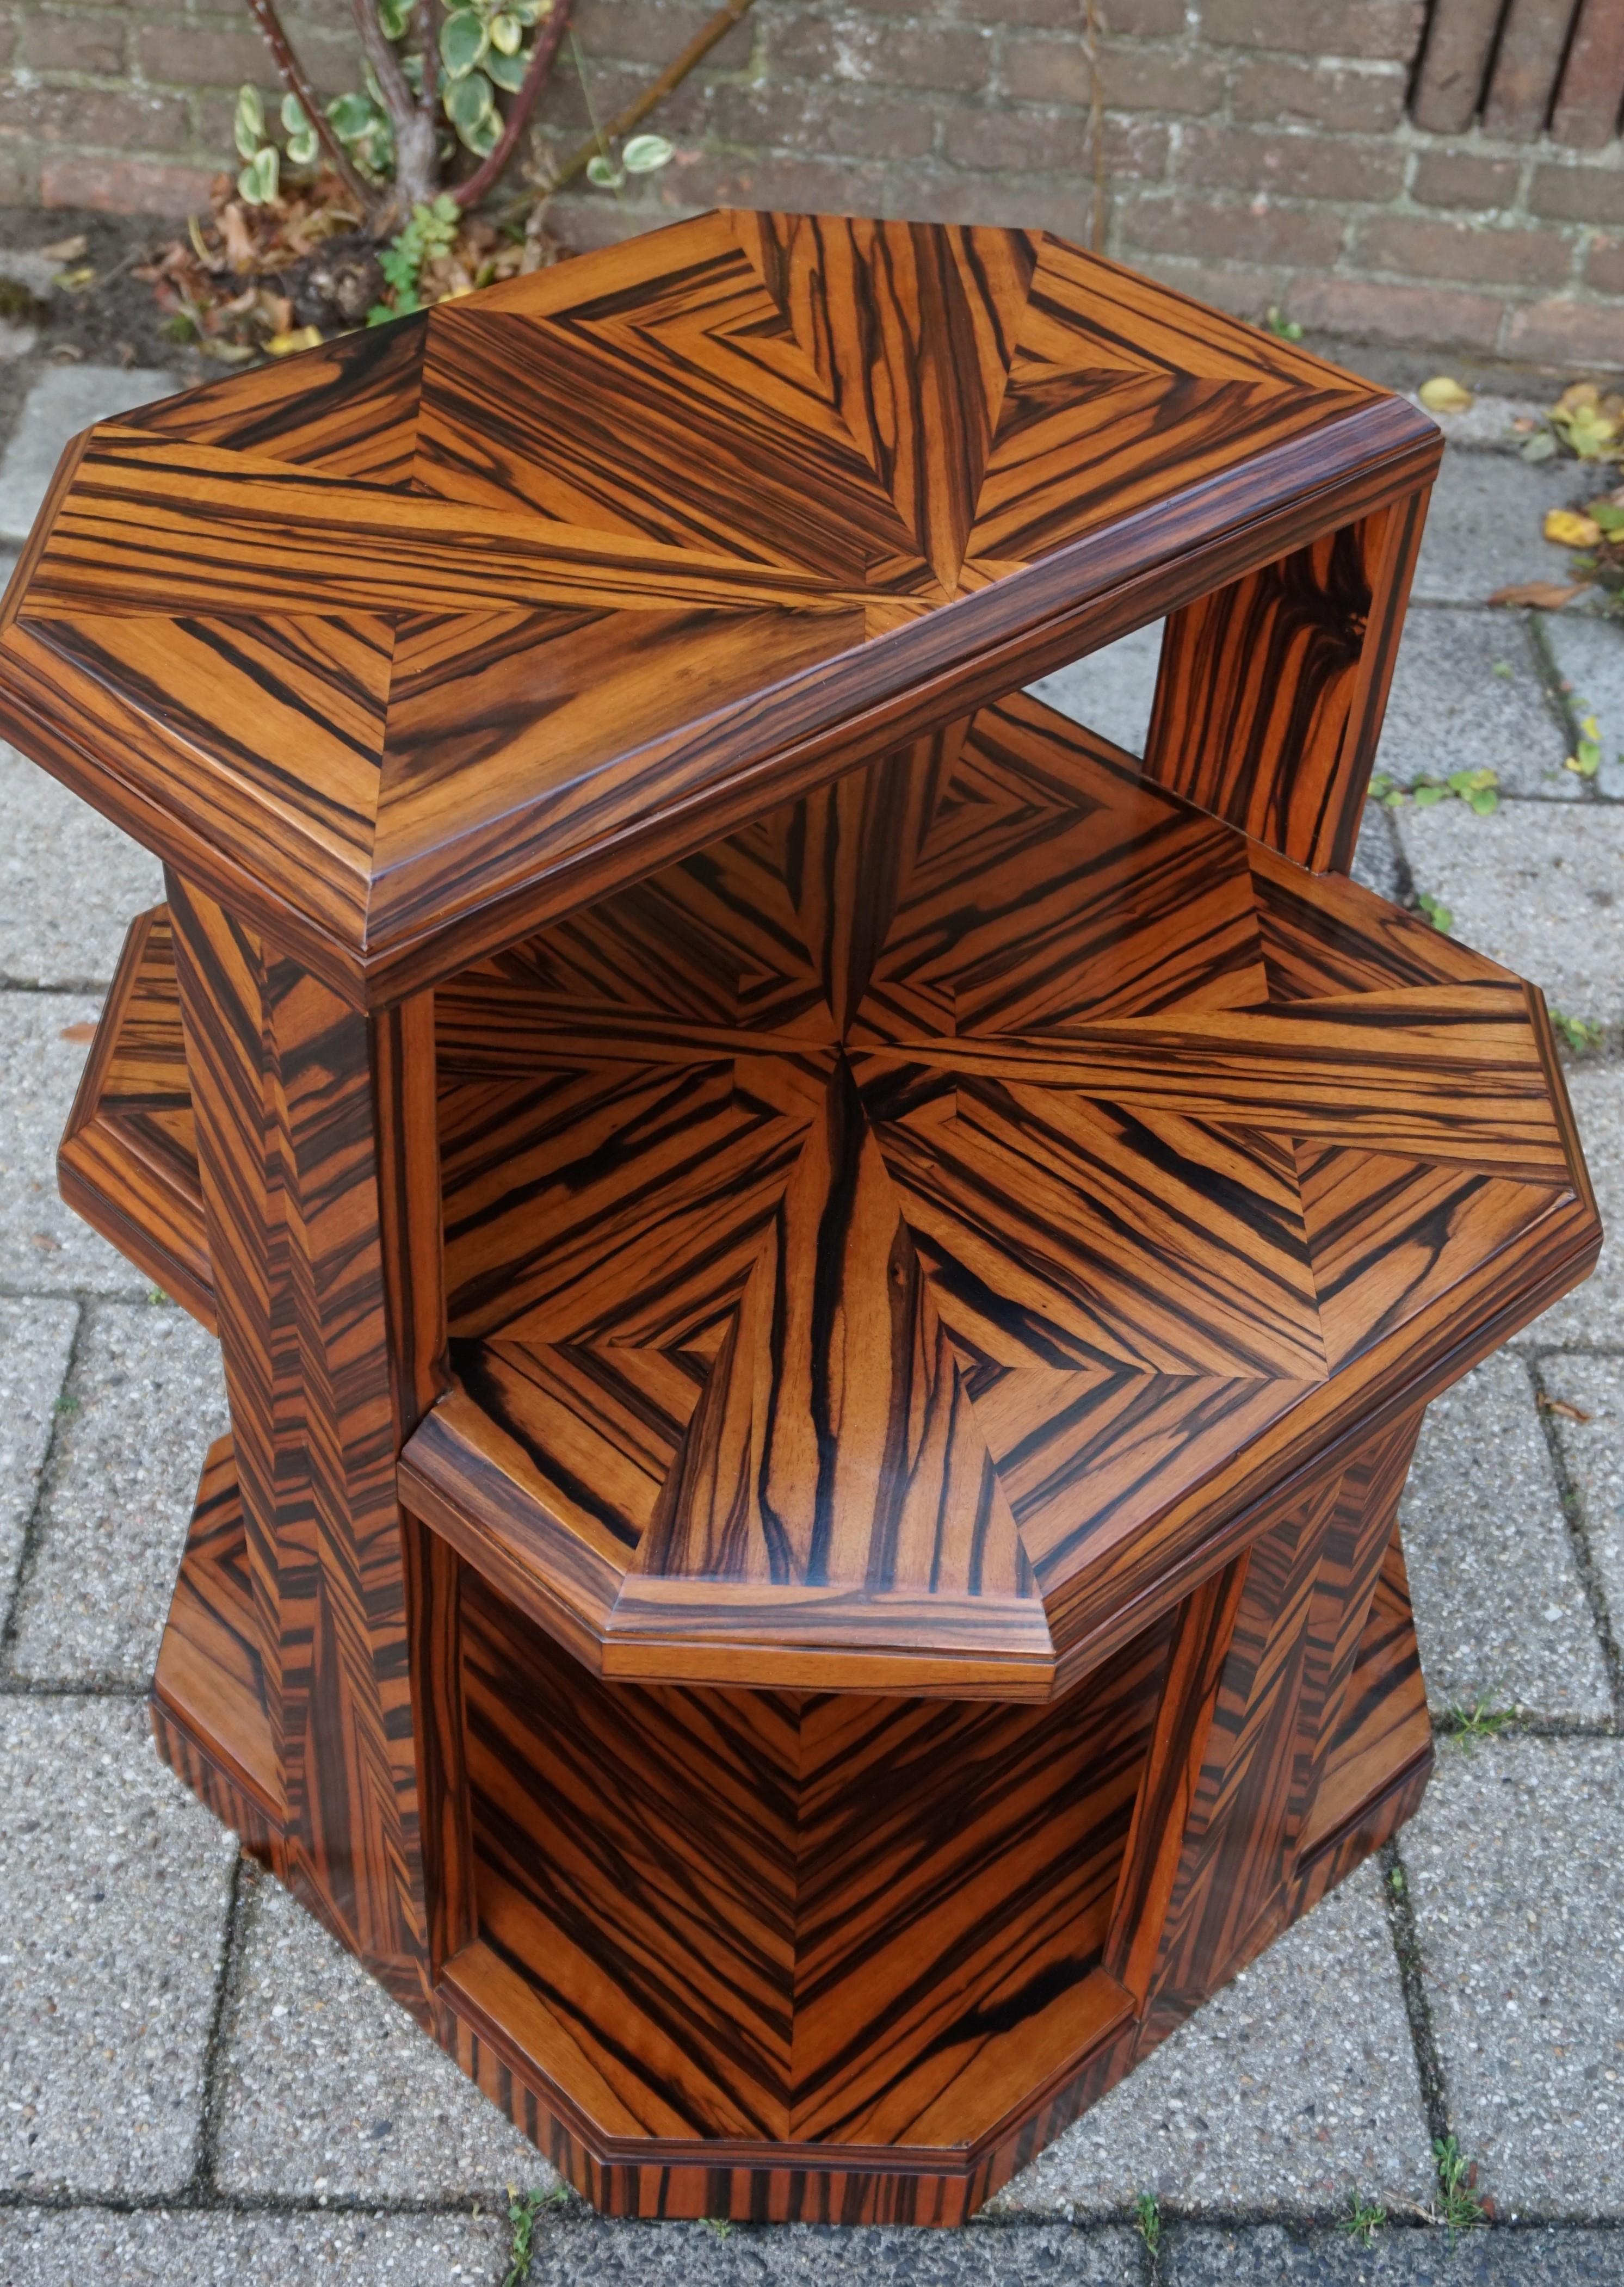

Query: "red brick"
left=711, top=82, right=937, bottom=162
left=1529, top=163, right=1624, bottom=227
left=41, top=154, right=220, bottom=213
left=1121, top=190, right=1345, bottom=268
left=1586, top=236, right=1624, bottom=297
left=769, top=14, right=990, bottom=94
left=1355, top=213, right=1576, bottom=289
left=1177, top=123, right=1405, bottom=202
left=139, top=17, right=356, bottom=91
left=1002, top=34, right=1224, bottom=113
left=943, top=103, right=1094, bottom=175
left=1229, top=55, right=1409, bottom=132
left=1131, top=252, right=1279, bottom=320
left=0, top=13, right=17, bottom=74
left=1500, top=295, right=1624, bottom=372
left=1410, top=151, right=1523, bottom=210
left=1201, top=0, right=1423, bottom=60
left=1286, top=275, right=1503, bottom=351
left=0, top=138, right=34, bottom=202
left=0, top=85, right=190, bottom=150
left=1092, top=0, right=1185, bottom=30
left=24, top=10, right=127, bottom=75
left=574, top=0, right=754, bottom=70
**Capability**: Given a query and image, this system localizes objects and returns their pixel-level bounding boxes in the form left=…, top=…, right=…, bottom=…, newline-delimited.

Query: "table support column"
left=164, top=870, right=441, bottom=2016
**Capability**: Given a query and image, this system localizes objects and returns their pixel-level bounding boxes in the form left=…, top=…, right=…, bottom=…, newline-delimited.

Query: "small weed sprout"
left=1416, top=891, right=1453, bottom=934
left=502, top=2184, right=568, bottom=2286
left=1442, top=1695, right=1517, bottom=1749
left=1551, top=1010, right=1604, bottom=1055
left=1133, top=2190, right=1163, bottom=2255
left=1338, top=2191, right=1387, bottom=2242
left=1434, top=2134, right=1489, bottom=2234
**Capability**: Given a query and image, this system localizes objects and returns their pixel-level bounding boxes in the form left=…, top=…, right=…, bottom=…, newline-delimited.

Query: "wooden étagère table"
left=0, top=211, right=1600, bottom=2223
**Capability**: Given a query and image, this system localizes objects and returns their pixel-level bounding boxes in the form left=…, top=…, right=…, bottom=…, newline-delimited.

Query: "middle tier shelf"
left=73, top=693, right=1596, bottom=1699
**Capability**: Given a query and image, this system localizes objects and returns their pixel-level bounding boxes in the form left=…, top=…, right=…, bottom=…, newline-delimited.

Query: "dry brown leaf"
left=58, top=1021, right=96, bottom=1042
left=39, top=231, right=88, bottom=262
left=1486, top=579, right=1589, bottom=608
left=1537, top=1395, right=1592, bottom=1424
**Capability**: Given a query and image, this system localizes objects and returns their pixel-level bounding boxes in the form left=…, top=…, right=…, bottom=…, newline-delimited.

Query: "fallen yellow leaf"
left=1556, top=381, right=1600, bottom=416
left=1419, top=375, right=1473, bottom=414
left=1544, top=507, right=1602, bottom=547
left=267, top=324, right=323, bottom=356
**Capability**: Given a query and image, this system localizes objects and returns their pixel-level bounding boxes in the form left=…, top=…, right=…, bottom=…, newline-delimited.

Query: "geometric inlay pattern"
left=0, top=209, right=1415, bottom=993
left=417, top=690, right=1585, bottom=1683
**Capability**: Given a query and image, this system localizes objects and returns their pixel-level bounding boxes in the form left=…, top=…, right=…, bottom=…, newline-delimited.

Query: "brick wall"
left=3, top=0, right=1623, bottom=367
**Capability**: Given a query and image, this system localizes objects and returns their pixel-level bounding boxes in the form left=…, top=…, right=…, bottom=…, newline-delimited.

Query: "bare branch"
left=244, top=0, right=374, bottom=209
left=544, top=0, right=759, bottom=194
left=453, top=0, right=577, bottom=208
left=417, top=0, right=440, bottom=131
left=351, top=0, right=439, bottom=213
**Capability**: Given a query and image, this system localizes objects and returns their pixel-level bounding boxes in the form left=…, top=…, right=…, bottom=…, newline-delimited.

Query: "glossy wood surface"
left=400, top=693, right=1597, bottom=1695
left=7, top=219, right=1597, bottom=2221
left=0, top=211, right=1438, bottom=1007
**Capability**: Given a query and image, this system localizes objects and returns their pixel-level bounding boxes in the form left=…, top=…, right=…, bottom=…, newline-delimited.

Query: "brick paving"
left=0, top=342, right=1622, bottom=2283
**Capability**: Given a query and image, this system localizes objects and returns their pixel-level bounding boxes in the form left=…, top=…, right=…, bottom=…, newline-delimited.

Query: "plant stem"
left=542, top=0, right=759, bottom=193
left=351, top=0, right=439, bottom=217
left=416, top=0, right=440, bottom=131
left=453, top=0, right=577, bottom=207
left=244, top=0, right=374, bottom=208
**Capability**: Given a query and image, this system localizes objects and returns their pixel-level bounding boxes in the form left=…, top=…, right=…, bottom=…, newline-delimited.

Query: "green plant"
left=1522, top=382, right=1624, bottom=466
left=1442, top=1695, right=1517, bottom=1748
left=1262, top=305, right=1302, bottom=342
left=1433, top=2135, right=1488, bottom=2234
left=373, top=193, right=461, bottom=318
left=702, top=2216, right=734, bottom=2237
left=1133, top=2190, right=1162, bottom=2257
left=1416, top=891, right=1453, bottom=934
left=1338, top=2192, right=1387, bottom=2242
left=1551, top=1010, right=1605, bottom=1055
left=502, top=2185, right=567, bottom=2286
left=53, top=1395, right=79, bottom=1417
left=1565, top=709, right=1604, bottom=777
left=1369, top=768, right=1499, bottom=815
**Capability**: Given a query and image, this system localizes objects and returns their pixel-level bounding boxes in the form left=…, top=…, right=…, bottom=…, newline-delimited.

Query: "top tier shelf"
left=0, top=209, right=1438, bottom=1009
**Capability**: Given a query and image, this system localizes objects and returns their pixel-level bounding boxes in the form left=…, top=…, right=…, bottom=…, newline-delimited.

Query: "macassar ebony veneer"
left=0, top=209, right=1600, bottom=2223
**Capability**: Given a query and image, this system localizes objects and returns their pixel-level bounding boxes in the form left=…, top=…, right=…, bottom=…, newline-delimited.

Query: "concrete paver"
left=1399, top=1351, right=1610, bottom=1721
left=528, top=2216, right=1144, bottom=2283
left=1412, top=454, right=1595, bottom=609
left=0, top=364, right=177, bottom=541
left=989, top=1862, right=1433, bottom=2222
left=0, top=2205, right=513, bottom=2284
left=1030, top=619, right=1164, bottom=757
left=1402, top=1738, right=1624, bottom=2222
left=1396, top=801, right=1624, bottom=1028
left=1539, top=1351, right=1624, bottom=1677
left=0, top=1293, right=75, bottom=1615
left=0, top=989, right=147, bottom=1295
left=1375, top=605, right=1573, bottom=799
left=1168, top=2221, right=1623, bottom=2282
left=7, top=1299, right=226, bottom=1684
left=214, top=1868, right=547, bottom=2202
left=0, top=1695, right=237, bottom=2197
left=1520, top=1064, right=1624, bottom=1351
left=0, top=740, right=164, bottom=986
left=1542, top=609, right=1624, bottom=803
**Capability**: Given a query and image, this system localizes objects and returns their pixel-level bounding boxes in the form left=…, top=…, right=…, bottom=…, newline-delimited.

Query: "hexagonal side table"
left=0, top=211, right=1600, bottom=2224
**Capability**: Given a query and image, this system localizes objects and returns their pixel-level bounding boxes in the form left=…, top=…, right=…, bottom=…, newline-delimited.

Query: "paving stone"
left=0, top=740, right=165, bottom=986
left=1029, top=619, right=1164, bottom=758
left=1352, top=801, right=1403, bottom=902
left=1518, top=1063, right=1624, bottom=1351
left=8, top=1300, right=226, bottom=1685
left=1395, top=801, right=1624, bottom=1027
left=526, top=2215, right=1143, bottom=2283
left=1406, top=392, right=1549, bottom=454
left=1375, top=607, right=1573, bottom=799
left=0, top=2205, right=513, bottom=2285
left=1399, top=1350, right=1609, bottom=1721
left=0, top=1695, right=237, bottom=2196
left=0, top=1294, right=76, bottom=1615
left=987, top=1862, right=1432, bottom=2222
left=1539, top=1352, right=1624, bottom=1665
left=215, top=1868, right=547, bottom=2201
left=1168, top=2220, right=1622, bottom=2283
left=1541, top=609, right=1624, bottom=802
left=1412, top=453, right=1592, bottom=608
left=0, top=364, right=178, bottom=541
left=1401, top=1737, right=1624, bottom=2221
left=0, top=989, right=145, bottom=1295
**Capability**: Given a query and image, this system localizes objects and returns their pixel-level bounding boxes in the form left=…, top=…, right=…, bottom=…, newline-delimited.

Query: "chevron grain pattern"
left=13, top=218, right=1600, bottom=2223
left=0, top=209, right=1440, bottom=1005
left=401, top=690, right=1595, bottom=1695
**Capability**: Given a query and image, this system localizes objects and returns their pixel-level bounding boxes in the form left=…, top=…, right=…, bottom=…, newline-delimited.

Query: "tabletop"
left=0, top=208, right=1438, bottom=1007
